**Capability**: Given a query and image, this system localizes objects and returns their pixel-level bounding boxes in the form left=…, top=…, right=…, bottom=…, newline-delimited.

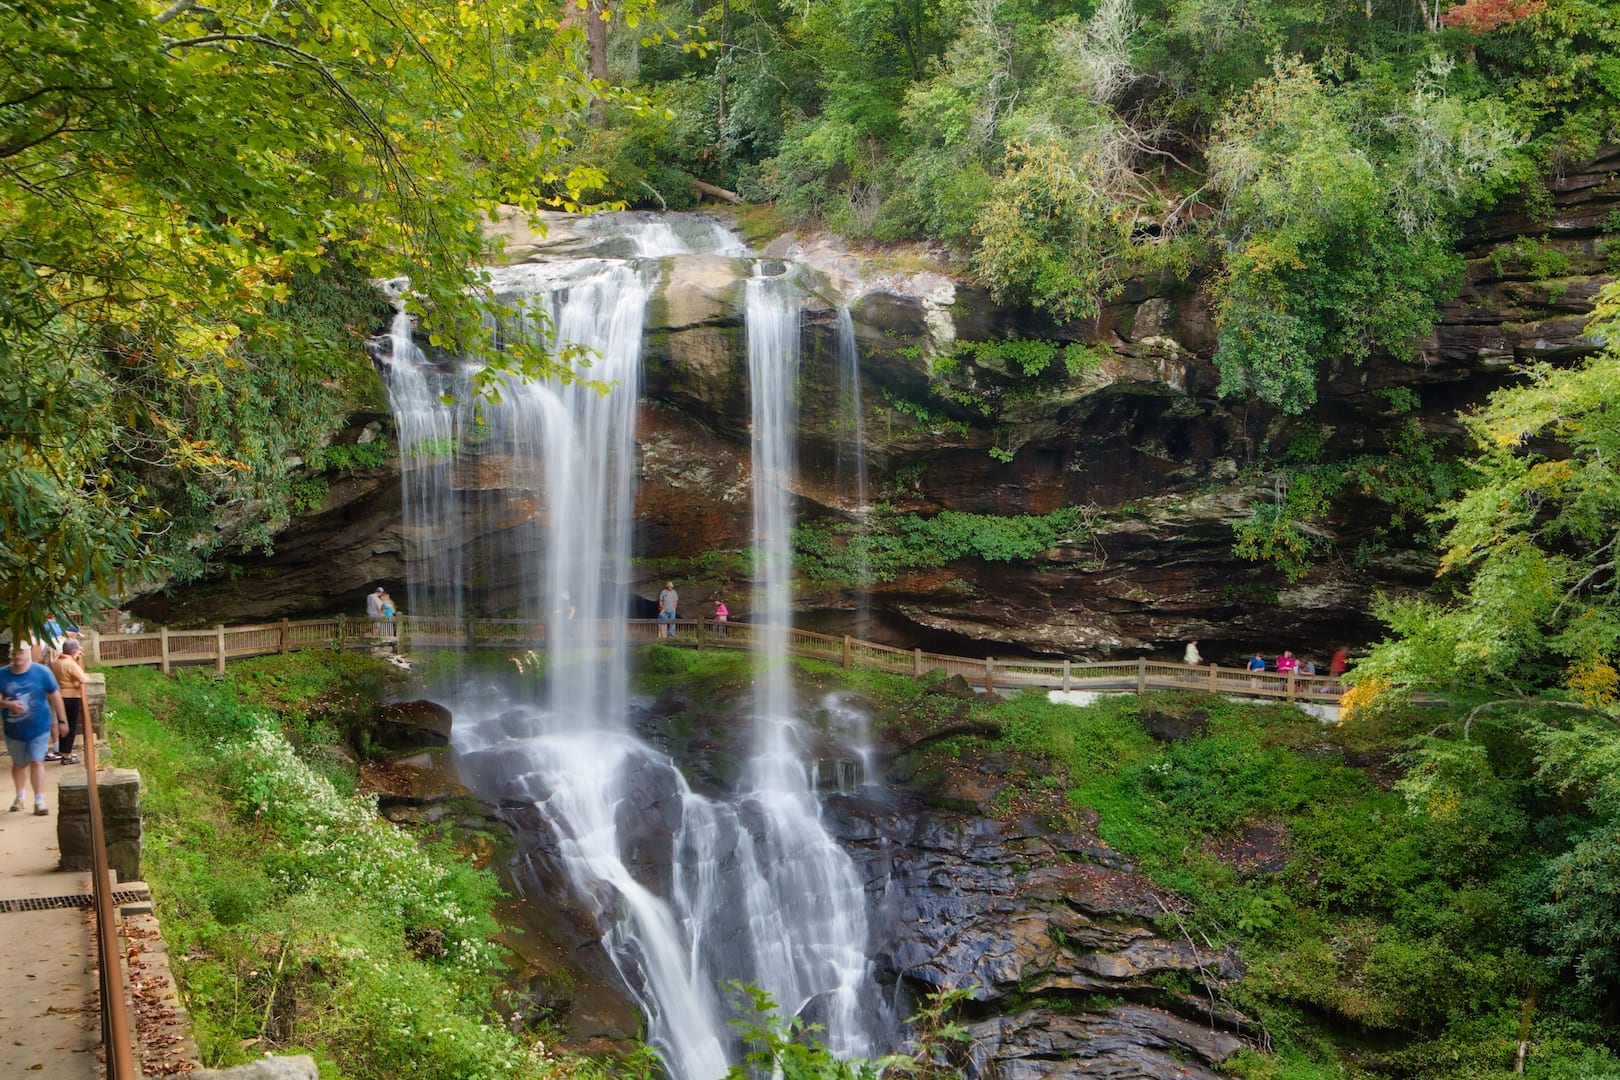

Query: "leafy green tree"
left=0, top=0, right=631, bottom=636
left=1359, top=286, right=1620, bottom=698
left=1208, top=58, right=1523, bottom=414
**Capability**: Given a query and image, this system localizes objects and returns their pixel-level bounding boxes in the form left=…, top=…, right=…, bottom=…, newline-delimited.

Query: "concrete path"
left=0, top=754, right=104, bottom=1079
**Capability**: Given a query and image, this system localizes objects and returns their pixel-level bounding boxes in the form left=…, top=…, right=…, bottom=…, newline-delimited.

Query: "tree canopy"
left=0, top=0, right=635, bottom=637
left=589, top=0, right=1615, bottom=409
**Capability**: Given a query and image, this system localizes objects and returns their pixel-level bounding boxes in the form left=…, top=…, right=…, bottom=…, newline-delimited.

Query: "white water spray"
left=381, top=216, right=886, bottom=1079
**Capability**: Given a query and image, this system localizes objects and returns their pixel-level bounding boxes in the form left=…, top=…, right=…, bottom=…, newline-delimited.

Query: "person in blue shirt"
left=1247, top=652, right=1267, bottom=689
left=1, top=643, right=67, bottom=816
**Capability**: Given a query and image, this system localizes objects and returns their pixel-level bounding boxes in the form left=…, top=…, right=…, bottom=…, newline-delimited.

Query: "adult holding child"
left=1, top=643, right=68, bottom=815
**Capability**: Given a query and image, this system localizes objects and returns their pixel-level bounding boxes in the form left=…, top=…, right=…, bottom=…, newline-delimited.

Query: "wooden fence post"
left=697, top=615, right=706, bottom=649
left=87, top=630, right=102, bottom=667
left=337, top=614, right=347, bottom=647
left=842, top=635, right=852, bottom=670
left=1062, top=659, right=1072, bottom=692
left=984, top=657, right=995, bottom=693
left=913, top=647, right=923, bottom=677
left=1287, top=672, right=1296, bottom=703
left=1210, top=663, right=1218, bottom=692
left=466, top=616, right=476, bottom=650
left=159, top=627, right=171, bottom=676
left=1136, top=657, right=1146, bottom=696
left=280, top=619, right=290, bottom=654
left=215, top=624, right=227, bottom=674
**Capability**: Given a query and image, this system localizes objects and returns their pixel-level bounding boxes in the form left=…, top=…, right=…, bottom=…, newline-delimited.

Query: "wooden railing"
left=85, top=615, right=1342, bottom=703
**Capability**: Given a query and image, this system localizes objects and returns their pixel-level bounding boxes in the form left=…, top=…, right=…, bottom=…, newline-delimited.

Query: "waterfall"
left=375, top=308, right=465, bottom=621
left=834, top=308, right=872, bottom=630
left=741, top=271, right=882, bottom=1061
left=382, top=215, right=885, bottom=1079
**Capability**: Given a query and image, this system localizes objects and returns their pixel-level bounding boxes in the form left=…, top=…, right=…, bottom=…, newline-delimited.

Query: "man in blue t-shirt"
left=1, top=643, right=67, bottom=816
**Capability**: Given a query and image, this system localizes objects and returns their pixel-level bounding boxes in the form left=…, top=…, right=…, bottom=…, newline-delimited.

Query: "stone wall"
left=57, top=767, right=142, bottom=883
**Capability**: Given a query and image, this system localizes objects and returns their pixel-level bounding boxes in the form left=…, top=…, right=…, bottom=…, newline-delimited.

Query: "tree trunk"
left=693, top=179, right=744, bottom=204
left=717, top=0, right=730, bottom=134
left=587, top=0, right=609, bottom=122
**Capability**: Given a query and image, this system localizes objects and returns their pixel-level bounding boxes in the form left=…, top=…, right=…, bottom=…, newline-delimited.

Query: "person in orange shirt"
left=50, top=640, right=87, bottom=766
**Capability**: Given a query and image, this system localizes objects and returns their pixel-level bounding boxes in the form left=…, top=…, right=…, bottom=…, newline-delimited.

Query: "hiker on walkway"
left=1247, top=652, right=1267, bottom=688
left=1183, top=640, right=1202, bottom=666
left=366, top=587, right=386, bottom=636
left=713, top=598, right=729, bottom=637
left=1329, top=646, right=1350, bottom=688
left=2, top=643, right=67, bottom=816
left=49, top=640, right=86, bottom=765
left=1275, top=650, right=1299, bottom=677
left=658, top=582, right=679, bottom=638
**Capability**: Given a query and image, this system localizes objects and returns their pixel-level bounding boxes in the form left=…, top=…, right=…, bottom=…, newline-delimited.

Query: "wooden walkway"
left=84, top=615, right=1342, bottom=705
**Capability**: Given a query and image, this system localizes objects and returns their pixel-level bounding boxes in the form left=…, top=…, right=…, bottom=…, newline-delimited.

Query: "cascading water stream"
left=834, top=307, right=872, bottom=632
left=377, top=308, right=467, bottom=621
left=378, top=216, right=886, bottom=1080
left=742, top=270, right=883, bottom=1061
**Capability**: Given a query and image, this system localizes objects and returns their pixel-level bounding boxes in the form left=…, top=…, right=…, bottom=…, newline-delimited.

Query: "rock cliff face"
left=831, top=781, right=1248, bottom=1079
left=131, top=152, right=1620, bottom=660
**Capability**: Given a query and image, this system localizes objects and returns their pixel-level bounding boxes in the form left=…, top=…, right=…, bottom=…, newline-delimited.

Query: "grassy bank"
left=104, top=652, right=637, bottom=1080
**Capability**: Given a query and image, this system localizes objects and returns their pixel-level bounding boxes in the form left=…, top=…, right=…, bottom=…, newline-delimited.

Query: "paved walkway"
left=0, top=754, right=103, bottom=1080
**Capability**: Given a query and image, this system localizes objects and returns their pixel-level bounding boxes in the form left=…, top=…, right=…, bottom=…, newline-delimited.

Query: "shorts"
left=5, top=732, right=50, bottom=765
left=658, top=611, right=676, bottom=622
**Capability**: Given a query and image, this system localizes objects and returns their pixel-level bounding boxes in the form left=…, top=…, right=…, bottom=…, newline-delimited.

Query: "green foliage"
left=1208, top=59, right=1523, bottom=413
left=724, top=985, right=886, bottom=1079
left=1232, top=421, right=1470, bottom=579
left=105, top=656, right=606, bottom=1079
left=0, top=0, right=638, bottom=636
left=973, top=140, right=1132, bottom=321
left=1359, top=286, right=1620, bottom=698
left=795, top=506, right=1087, bottom=585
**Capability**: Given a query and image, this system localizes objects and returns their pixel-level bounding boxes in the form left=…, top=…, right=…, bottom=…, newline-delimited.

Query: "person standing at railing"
left=658, top=582, right=679, bottom=638
left=713, top=598, right=728, bottom=637
left=366, top=587, right=386, bottom=637
left=1183, top=640, right=1202, bottom=665
left=49, top=640, right=86, bottom=765
left=2, top=643, right=67, bottom=816
left=1247, top=652, right=1267, bottom=689
left=1275, top=651, right=1299, bottom=686
left=1329, top=646, right=1350, bottom=690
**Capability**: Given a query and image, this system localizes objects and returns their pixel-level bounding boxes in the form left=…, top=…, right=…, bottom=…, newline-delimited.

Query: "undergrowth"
left=106, top=655, right=635, bottom=1080
left=867, top=684, right=1620, bottom=1079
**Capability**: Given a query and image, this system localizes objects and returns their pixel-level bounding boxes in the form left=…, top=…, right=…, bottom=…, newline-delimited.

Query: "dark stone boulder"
left=1138, top=707, right=1209, bottom=742
left=373, top=699, right=453, bottom=750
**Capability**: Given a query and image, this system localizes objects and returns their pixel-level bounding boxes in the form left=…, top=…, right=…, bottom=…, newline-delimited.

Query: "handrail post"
left=88, top=629, right=102, bottom=666
left=1062, top=659, right=1072, bottom=692
left=466, top=616, right=476, bottom=650
left=1287, top=672, right=1297, bottom=702
left=159, top=626, right=171, bottom=676
left=1210, top=663, right=1218, bottom=692
left=279, top=618, right=291, bottom=654
left=697, top=615, right=706, bottom=650
left=842, top=635, right=852, bottom=670
left=913, top=647, right=923, bottom=677
left=1136, top=657, right=1146, bottom=696
left=85, top=709, right=138, bottom=1079
left=337, top=613, right=347, bottom=647
left=215, top=624, right=227, bottom=674
left=985, top=657, right=995, bottom=693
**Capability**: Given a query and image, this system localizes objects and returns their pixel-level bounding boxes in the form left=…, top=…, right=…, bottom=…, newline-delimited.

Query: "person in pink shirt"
left=1275, top=650, right=1299, bottom=676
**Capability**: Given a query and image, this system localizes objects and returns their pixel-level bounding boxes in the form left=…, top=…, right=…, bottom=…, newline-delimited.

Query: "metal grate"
left=0, top=888, right=150, bottom=914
